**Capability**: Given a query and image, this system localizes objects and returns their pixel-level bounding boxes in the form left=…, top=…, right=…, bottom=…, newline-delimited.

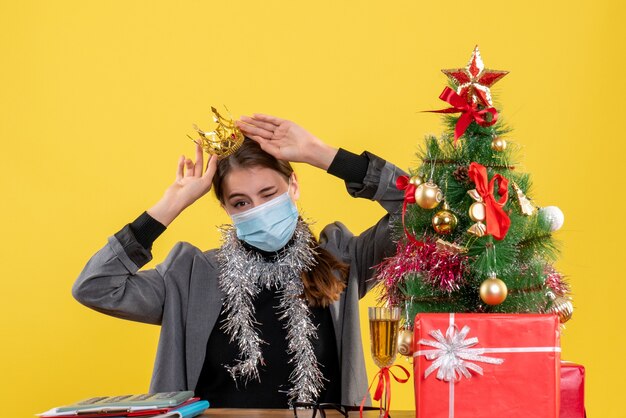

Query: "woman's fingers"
left=252, top=113, right=286, bottom=125
left=203, top=154, right=219, bottom=182
left=176, top=156, right=185, bottom=181
left=237, top=120, right=274, bottom=140
left=240, top=115, right=277, bottom=133
left=185, top=158, right=194, bottom=177
left=176, top=144, right=213, bottom=185
left=249, top=135, right=282, bottom=159
left=193, top=142, right=204, bottom=177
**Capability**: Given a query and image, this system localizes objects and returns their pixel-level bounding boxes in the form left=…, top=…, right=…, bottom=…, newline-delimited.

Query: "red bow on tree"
left=468, top=162, right=511, bottom=240
left=396, top=175, right=424, bottom=246
left=428, top=87, right=498, bottom=143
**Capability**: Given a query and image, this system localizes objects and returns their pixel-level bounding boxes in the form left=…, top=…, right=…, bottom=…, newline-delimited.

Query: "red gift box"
left=413, top=313, right=561, bottom=418
left=560, top=362, right=585, bottom=418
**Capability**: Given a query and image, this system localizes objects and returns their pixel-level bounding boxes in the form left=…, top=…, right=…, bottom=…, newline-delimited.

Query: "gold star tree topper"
left=189, top=106, right=245, bottom=159
left=442, top=46, right=508, bottom=107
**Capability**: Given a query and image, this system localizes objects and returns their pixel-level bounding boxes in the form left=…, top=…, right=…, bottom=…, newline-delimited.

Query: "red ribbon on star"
left=396, top=175, right=425, bottom=247
left=468, top=162, right=511, bottom=240
left=428, top=87, right=499, bottom=143
left=360, top=364, right=411, bottom=418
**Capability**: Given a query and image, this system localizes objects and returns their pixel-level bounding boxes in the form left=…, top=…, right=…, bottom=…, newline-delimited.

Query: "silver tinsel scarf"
left=217, top=220, right=325, bottom=404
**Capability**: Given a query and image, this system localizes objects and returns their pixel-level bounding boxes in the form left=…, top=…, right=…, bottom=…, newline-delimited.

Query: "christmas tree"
left=377, top=47, right=572, bottom=337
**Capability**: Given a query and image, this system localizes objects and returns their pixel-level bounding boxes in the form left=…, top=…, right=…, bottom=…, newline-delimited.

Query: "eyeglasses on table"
left=291, top=402, right=390, bottom=418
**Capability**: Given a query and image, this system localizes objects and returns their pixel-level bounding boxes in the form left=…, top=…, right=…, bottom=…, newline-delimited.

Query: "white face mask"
left=229, top=190, right=299, bottom=252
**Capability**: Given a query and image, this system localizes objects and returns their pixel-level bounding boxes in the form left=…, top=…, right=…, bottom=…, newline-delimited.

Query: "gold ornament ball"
left=491, top=137, right=507, bottom=152
left=409, top=175, right=424, bottom=186
left=397, top=328, right=414, bottom=357
left=432, top=209, right=458, bottom=235
left=548, top=295, right=574, bottom=323
left=479, top=277, right=508, bottom=305
left=414, top=181, right=443, bottom=209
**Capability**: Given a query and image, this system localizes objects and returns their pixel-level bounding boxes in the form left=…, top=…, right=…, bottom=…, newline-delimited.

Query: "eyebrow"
left=227, top=193, right=247, bottom=201
left=227, top=186, right=278, bottom=201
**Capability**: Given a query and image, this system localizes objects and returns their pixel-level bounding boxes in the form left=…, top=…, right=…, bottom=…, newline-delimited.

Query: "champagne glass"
left=368, top=306, right=401, bottom=416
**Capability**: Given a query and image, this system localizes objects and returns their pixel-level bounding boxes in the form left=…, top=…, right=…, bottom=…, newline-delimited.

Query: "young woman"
left=72, top=114, right=406, bottom=408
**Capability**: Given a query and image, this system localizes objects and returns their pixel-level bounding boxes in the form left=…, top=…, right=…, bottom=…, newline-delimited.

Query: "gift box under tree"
left=413, top=313, right=560, bottom=418
left=560, top=362, right=586, bottom=418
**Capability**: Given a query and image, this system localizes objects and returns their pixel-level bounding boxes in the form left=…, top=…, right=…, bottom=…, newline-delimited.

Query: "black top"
left=119, top=148, right=370, bottom=408
left=194, top=283, right=341, bottom=407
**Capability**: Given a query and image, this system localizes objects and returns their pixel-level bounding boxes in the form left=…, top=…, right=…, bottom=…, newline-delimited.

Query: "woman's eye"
left=263, top=192, right=276, bottom=199
left=233, top=201, right=248, bottom=208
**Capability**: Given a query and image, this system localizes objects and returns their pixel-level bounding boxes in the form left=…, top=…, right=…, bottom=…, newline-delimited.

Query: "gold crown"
left=188, top=106, right=245, bottom=159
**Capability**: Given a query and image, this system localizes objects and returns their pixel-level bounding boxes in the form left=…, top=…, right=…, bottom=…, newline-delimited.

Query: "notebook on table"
left=37, top=392, right=204, bottom=418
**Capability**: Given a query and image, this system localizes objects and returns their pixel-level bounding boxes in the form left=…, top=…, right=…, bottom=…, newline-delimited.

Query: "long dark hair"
left=212, top=138, right=348, bottom=307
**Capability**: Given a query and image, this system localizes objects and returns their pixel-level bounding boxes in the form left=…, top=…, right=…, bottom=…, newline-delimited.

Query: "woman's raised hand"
left=237, top=114, right=337, bottom=170
left=148, top=142, right=218, bottom=226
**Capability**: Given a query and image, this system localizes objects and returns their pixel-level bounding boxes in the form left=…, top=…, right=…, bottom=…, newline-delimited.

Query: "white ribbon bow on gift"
left=418, top=324, right=504, bottom=382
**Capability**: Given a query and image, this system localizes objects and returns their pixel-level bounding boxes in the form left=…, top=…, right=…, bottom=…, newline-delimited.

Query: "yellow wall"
left=1, top=1, right=623, bottom=417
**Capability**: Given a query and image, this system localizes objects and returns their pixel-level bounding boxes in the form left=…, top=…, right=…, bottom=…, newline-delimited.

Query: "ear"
left=289, top=172, right=300, bottom=201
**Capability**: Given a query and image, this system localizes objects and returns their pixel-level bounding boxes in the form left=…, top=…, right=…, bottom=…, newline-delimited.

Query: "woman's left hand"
left=236, top=114, right=337, bottom=170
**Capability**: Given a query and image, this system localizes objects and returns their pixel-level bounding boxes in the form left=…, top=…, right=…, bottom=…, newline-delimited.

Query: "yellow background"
left=1, top=1, right=624, bottom=417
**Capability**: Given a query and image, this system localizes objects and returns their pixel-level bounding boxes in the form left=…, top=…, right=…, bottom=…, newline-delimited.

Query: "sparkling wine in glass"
left=368, top=307, right=401, bottom=416
left=368, top=307, right=400, bottom=367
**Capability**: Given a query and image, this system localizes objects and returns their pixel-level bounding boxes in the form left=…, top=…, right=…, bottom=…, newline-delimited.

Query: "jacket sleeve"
left=320, top=151, right=407, bottom=298
left=72, top=224, right=197, bottom=325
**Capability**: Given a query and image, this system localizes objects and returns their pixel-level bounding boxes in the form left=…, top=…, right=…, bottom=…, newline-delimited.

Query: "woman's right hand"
left=148, top=142, right=218, bottom=226
left=236, top=114, right=338, bottom=170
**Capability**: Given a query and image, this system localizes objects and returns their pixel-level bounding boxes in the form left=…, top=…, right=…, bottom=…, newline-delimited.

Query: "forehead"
left=222, top=166, right=289, bottom=197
